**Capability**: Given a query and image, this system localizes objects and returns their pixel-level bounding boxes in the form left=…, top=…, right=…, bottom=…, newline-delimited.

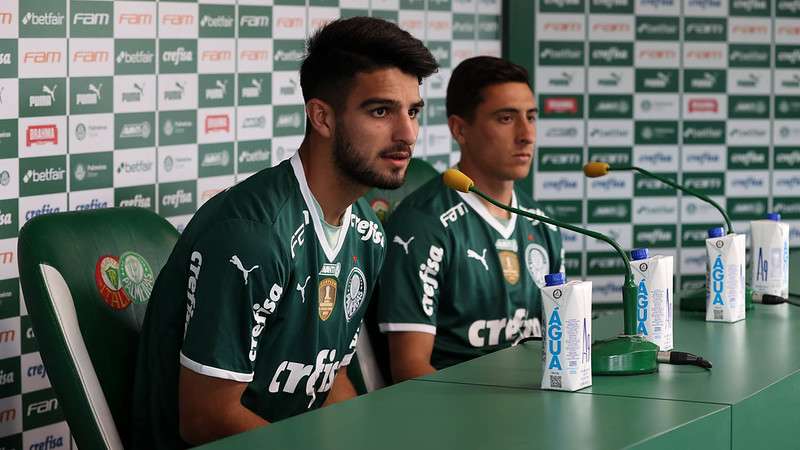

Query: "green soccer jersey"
left=377, top=176, right=564, bottom=370
left=132, top=153, right=386, bottom=449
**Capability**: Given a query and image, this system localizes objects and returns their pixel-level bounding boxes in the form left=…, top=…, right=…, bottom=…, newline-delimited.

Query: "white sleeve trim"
left=179, top=352, right=255, bottom=383
left=378, top=323, right=437, bottom=335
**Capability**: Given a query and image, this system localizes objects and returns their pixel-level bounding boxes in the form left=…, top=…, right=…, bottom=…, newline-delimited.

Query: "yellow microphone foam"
left=443, top=169, right=474, bottom=193
left=583, top=161, right=610, bottom=178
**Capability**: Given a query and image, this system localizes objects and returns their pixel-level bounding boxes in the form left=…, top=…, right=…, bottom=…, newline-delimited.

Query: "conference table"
left=195, top=296, right=800, bottom=449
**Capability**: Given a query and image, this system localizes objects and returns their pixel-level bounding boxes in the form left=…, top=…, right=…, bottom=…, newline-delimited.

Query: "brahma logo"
left=730, top=97, right=768, bottom=117
left=205, top=115, right=230, bottom=133
left=544, top=97, right=578, bottom=114
left=162, top=14, right=193, bottom=26
left=118, top=13, right=152, bottom=25
left=728, top=199, right=767, bottom=219
left=119, top=122, right=151, bottom=139
left=26, top=125, right=58, bottom=147
left=688, top=98, right=718, bottom=113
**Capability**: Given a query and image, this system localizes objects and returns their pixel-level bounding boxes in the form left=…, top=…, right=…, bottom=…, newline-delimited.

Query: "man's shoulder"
left=388, top=175, right=462, bottom=224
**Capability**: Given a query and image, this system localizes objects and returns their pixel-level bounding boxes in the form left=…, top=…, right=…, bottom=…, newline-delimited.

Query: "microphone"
left=443, top=168, right=637, bottom=333
left=584, top=162, right=733, bottom=233
left=583, top=161, right=752, bottom=311
left=443, top=168, right=710, bottom=375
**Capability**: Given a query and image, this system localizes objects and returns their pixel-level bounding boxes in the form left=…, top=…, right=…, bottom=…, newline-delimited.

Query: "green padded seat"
left=18, top=207, right=179, bottom=450
left=354, top=158, right=440, bottom=392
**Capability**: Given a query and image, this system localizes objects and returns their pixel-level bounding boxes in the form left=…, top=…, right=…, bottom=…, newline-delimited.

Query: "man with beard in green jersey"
left=131, top=17, right=437, bottom=449
left=377, top=57, right=564, bottom=382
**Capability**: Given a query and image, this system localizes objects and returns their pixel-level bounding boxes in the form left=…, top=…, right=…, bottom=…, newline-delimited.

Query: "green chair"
left=18, top=207, right=179, bottom=450
left=353, top=158, right=440, bottom=392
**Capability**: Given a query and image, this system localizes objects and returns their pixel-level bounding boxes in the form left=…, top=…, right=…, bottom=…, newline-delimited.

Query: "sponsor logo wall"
left=533, top=0, right=800, bottom=301
left=0, top=0, right=500, bottom=444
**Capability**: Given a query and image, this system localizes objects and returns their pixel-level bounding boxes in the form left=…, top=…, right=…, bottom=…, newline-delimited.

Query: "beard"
left=332, top=124, right=410, bottom=190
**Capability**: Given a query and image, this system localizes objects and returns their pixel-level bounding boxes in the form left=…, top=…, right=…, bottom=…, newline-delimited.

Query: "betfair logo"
left=684, top=127, right=723, bottom=140
left=73, top=13, right=109, bottom=25
left=274, top=49, right=303, bottom=62
left=23, top=168, right=66, bottom=184
left=239, top=149, right=269, bottom=163
left=731, top=49, right=769, bottom=64
left=116, top=50, right=155, bottom=65
left=637, top=22, right=677, bottom=37
left=119, top=13, right=152, bottom=25
left=201, top=15, right=234, bottom=28
left=162, top=47, right=193, bottom=65
left=22, top=12, right=66, bottom=26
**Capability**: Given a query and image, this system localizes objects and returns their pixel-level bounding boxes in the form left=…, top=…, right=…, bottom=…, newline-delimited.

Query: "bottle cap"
left=631, top=248, right=649, bottom=261
left=544, top=272, right=565, bottom=287
left=708, top=227, right=725, bottom=238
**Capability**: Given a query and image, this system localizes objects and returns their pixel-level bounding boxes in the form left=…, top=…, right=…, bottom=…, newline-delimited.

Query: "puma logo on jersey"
left=467, top=248, right=489, bottom=271
left=296, top=275, right=311, bottom=303
left=393, top=235, right=415, bottom=254
left=229, top=255, right=260, bottom=285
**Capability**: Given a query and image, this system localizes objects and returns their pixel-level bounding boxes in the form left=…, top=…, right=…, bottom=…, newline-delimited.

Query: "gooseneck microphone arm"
left=594, top=163, right=734, bottom=234
left=443, top=169, right=639, bottom=336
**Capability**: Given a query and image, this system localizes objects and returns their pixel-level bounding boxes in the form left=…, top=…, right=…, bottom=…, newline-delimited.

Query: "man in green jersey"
left=377, top=56, right=564, bottom=382
left=132, top=17, right=437, bottom=448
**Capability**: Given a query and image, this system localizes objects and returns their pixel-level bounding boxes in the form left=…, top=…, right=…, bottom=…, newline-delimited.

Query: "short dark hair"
left=301, top=16, right=438, bottom=110
left=446, top=56, right=530, bottom=121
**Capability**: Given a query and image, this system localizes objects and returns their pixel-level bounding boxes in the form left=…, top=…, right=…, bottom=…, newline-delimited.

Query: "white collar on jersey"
left=457, top=189, right=518, bottom=239
left=290, top=152, right=352, bottom=263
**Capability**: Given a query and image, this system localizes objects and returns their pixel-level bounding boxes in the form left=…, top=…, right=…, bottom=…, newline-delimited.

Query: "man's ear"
left=306, top=99, right=335, bottom=139
left=448, top=115, right=468, bottom=147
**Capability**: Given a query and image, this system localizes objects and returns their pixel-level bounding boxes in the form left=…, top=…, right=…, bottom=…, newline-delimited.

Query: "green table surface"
left=423, top=304, right=800, bottom=405
left=422, top=304, right=800, bottom=449
left=195, top=376, right=730, bottom=450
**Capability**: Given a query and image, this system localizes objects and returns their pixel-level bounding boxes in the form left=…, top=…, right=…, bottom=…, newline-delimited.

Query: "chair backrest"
left=354, top=158, right=439, bottom=392
left=18, top=207, right=179, bottom=450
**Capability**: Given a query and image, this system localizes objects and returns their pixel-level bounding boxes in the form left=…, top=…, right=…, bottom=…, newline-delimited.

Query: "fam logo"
left=71, top=0, right=112, bottom=38
left=539, top=148, right=582, bottom=171
left=685, top=18, right=726, bottom=41
left=239, top=5, right=270, bottom=38
left=636, top=45, right=679, bottom=65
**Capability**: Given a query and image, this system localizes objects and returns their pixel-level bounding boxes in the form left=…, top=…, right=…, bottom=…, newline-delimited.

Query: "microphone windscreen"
left=443, top=169, right=474, bottom=193
left=584, top=162, right=610, bottom=178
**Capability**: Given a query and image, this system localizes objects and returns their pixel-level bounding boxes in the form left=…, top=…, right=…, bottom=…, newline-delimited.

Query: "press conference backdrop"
left=528, top=0, right=800, bottom=302
left=0, top=0, right=501, bottom=447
